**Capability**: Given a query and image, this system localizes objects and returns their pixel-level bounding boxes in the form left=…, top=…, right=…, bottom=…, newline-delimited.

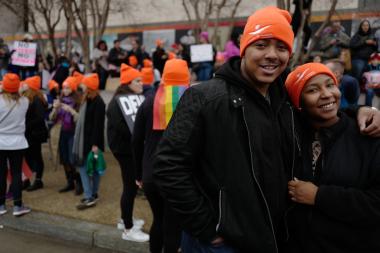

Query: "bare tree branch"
left=304, top=0, right=338, bottom=62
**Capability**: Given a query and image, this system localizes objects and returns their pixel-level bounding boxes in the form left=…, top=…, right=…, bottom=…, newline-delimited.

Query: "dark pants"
left=351, top=58, right=367, bottom=83
left=197, top=62, right=213, bottom=81
left=181, top=232, right=238, bottom=253
left=114, top=153, right=137, bottom=229
left=144, top=182, right=181, bottom=253
left=0, top=149, right=25, bottom=206
left=25, top=142, right=44, bottom=180
left=97, top=66, right=109, bottom=90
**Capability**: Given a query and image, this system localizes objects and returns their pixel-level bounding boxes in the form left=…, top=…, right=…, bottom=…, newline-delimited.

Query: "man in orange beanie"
left=153, top=6, right=380, bottom=253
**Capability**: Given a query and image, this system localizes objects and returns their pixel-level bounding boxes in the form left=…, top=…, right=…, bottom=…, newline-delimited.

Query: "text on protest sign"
left=11, top=41, right=37, bottom=67
left=190, top=44, right=213, bottom=63
left=117, top=94, right=145, bottom=132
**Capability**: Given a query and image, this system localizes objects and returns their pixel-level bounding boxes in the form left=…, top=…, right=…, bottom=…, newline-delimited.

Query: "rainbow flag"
left=153, top=85, right=188, bottom=130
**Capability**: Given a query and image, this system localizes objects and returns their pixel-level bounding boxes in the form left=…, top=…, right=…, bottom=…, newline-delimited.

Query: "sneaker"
left=133, top=218, right=145, bottom=229
left=122, top=227, right=149, bottom=242
left=92, top=193, right=99, bottom=202
left=117, top=219, right=125, bottom=230
left=76, top=198, right=96, bottom=210
left=0, top=205, right=7, bottom=215
left=13, top=205, right=31, bottom=217
left=117, top=218, right=145, bottom=230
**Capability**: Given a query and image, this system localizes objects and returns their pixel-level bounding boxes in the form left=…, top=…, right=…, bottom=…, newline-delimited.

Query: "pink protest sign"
left=11, top=41, right=37, bottom=67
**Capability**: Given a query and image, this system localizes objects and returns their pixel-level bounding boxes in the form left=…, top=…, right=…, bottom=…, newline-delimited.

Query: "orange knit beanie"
left=82, top=73, right=100, bottom=90
left=48, top=79, right=59, bottom=91
left=120, top=63, right=142, bottom=85
left=23, top=76, right=41, bottom=91
left=285, top=63, right=338, bottom=109
left=162, top=59, right=190, bottom=86
left=62, top=76, right=78, bottom=91
left=2, top=73, right=20, bottom=93
left=240, top=6, right=294, bottom=56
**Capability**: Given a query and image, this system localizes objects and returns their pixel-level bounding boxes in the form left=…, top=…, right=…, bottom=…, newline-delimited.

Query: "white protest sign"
left=11, top=41, right=37, bottom=67
left=117, top=94, right=145, bottom=132
left=190, top=44, right=213, bottom=63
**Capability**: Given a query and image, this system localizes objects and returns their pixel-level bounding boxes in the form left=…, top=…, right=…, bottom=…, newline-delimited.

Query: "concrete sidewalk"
left=0, top=211, right=148, bottom=253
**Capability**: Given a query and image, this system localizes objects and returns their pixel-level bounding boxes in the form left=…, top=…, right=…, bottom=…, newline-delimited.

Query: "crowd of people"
left=1, top=3, right=380, bottom=253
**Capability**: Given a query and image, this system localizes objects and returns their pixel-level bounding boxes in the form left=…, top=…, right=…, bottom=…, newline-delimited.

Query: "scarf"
left=72, top=101, right=87, bottom=166
left=153, top=84, right=188, bottom=130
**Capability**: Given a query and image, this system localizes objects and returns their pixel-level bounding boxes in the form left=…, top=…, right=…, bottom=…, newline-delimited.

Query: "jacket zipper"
left=284, top=104, right=297, bottom=241
left=216, top=188, right=222, bottom=232
left=242, top=106, right=279, bottom=253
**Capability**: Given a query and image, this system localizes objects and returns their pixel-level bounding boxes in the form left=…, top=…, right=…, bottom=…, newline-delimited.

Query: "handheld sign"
left=363, top=70, right=380, bottom=89
left=190, top=44, right=213, bottom=63
left=11, top=41, right=37, bottom=67
left=116, top=94, right=145, bottom=132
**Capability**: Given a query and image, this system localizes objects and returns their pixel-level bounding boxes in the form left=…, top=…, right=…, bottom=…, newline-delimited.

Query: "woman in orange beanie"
left=107, top=64, right=148, bottom=242
left=20, top=75, right=48, bottom=192
left=73, top=73, right=105, bottom=210
left=132, top=59, right=189, bottom=252
left=0, top=73, right=32, bottom=216
left=285, top=63, right=380, bottom=253
left=50, top=76, right=82, bottom=195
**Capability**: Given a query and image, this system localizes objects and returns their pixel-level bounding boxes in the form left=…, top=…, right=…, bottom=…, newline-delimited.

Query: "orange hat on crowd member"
left=2, top=73, right=20, bottom=93
left=129, top=55, right=138, bottom=68
left=156, top=39, right=164, bottom=47
left=62, top=76, right=78, bottom=91
left=168, top=52, right=176, bottom=60
left=285, top=63, right=338, bottom=109
left=23, top=76, right=41, bottom=91
left=141, top=67, right=154, bottom=85
left=143, top=59, right=153, bottom=68
left=240, top=6, right=294, bottom=57
left=82, top=73, right=100, bottom=91
left=162, top=59, right=190, bottom=86
left=120, top=63, right=142, bottom=85
left=48, top=79, right=59, bottom=91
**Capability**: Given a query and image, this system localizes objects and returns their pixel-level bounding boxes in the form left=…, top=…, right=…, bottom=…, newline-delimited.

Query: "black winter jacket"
left=83, top=95, right=105, bottom=158
left=350, top=33, right=377, bottom=61
left=25, top=96, right=48, bottom=144
left=288, top=113, right=380, bottom=253
left=106, top=96, right=131, bottom=155
left=132, top=90, right=163, bottom=183
left=153, top=57, right=299, bottom=253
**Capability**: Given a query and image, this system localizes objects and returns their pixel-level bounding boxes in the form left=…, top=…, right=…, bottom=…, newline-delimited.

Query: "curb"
left=0, top=211, right=149, bottom=253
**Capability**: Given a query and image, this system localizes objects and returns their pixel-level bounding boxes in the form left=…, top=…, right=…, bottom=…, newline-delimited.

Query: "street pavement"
left=0, top=227, right=121, bottom=253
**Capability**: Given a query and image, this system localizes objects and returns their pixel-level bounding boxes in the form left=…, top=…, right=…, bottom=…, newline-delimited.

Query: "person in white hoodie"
left=0, top=73, right=31, bottom=217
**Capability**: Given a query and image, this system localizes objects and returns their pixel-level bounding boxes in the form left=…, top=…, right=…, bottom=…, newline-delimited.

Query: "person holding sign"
left=73, top=74, right=105, bottom=210
left=132, top=58, right=190, bottom=253
left=193, top=31, right=216, bottom=81
left=0, top=73, right=31, bottom=216
left=285, top=63, right=380, bottom=253
left=106, top=63, right=148, bottom=242
left=21, top=76, right=48, bottom=192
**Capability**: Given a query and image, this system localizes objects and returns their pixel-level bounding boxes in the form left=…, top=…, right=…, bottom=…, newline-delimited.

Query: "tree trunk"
left=304, top=0, right=338, bottom=61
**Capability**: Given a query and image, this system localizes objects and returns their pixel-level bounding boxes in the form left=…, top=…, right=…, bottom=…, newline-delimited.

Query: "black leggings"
left=144, top=182, right=181, bottom=253
left=25, top=142, right=44, bottom=180
left=0, top=149, right=25, bottom=207
left=114, top=153, right=137, bottom=230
